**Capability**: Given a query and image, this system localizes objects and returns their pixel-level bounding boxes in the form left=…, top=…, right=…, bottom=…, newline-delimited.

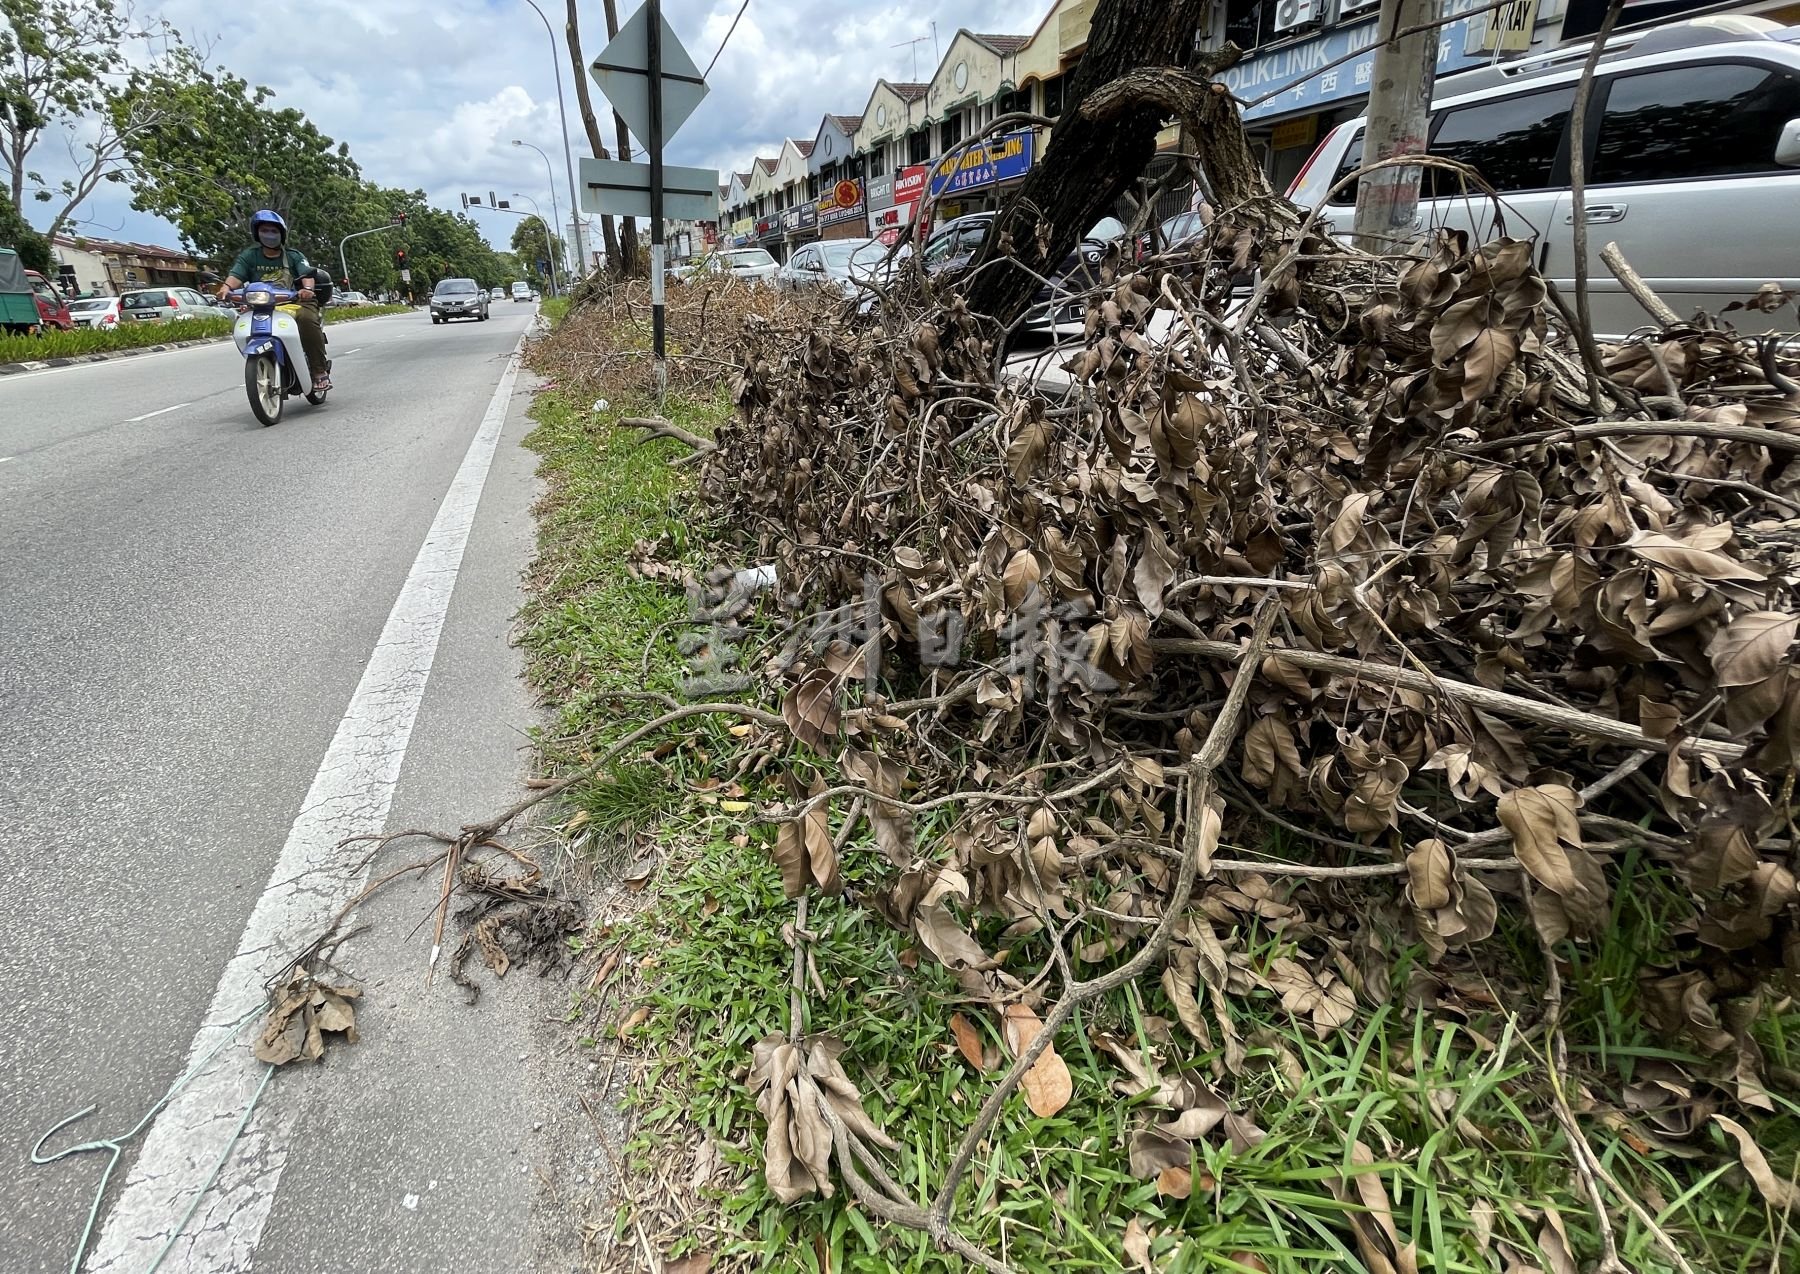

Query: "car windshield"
left=68, top=298, right=112, bottom=312
left=123, top=290, right=169, bottom=307
left=436, top=280, right=478, bottom=295
left=1086, top=216, right=1126, bottom=241
left=724, top=250, right=774, bottom=268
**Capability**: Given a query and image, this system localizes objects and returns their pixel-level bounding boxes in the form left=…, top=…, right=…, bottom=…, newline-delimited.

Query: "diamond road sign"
left=590, top=4, right=708, bottom=147
left=579, top=157, right=720, bottom=222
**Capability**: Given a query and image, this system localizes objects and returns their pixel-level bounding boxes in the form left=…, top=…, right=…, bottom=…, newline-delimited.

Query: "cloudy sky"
left=31, top=0, right=1051, bottom=252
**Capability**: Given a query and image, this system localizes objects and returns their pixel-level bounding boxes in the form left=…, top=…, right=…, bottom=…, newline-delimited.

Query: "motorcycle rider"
left=217, top=209, right=331, bottom=393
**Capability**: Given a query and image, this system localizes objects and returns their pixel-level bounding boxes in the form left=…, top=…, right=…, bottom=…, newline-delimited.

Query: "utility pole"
left=1351, top=0, right=1438, bottom=253
left=649, top=0, right=666, bottom=396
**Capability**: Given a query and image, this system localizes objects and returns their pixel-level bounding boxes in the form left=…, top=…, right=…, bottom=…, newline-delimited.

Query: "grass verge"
left=518, top=313, right=1799, bottom=1274
left=0, top=303, right=410, bottom=364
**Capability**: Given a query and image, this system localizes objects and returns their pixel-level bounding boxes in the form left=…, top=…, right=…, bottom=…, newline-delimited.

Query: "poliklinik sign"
left=928, top=130, right=1035, bottom=198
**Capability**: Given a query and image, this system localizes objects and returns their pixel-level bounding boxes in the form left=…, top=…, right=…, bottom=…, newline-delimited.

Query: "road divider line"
left=125, top=401, right=192, bottom=422
left=84, top=328, right=529, bottom=1274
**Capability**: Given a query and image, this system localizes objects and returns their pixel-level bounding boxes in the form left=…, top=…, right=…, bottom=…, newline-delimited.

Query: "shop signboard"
left=870, top=203, right=911, bottom=234
left=894, top=164, right=929, bottom=210
left=1221, top=0, right=1489, bottom=123
left=866, top=173, right=895, bottom=210
left=816, top=178, right=865, bottom=227
left=927, top=129, right=1034, bottom=198
left=755, top=214, right=781, bottom=238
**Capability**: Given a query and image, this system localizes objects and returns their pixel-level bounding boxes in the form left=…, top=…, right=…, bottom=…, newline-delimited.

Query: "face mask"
left=258, top=228, right=282, bottom=247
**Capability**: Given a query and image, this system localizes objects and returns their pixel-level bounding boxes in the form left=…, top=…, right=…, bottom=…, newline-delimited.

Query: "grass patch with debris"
left=516, top=295, right=1797, bottom=1274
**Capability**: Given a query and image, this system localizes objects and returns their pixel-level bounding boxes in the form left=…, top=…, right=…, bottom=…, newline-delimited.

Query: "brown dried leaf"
left=1713, top=1114, right=1800, bottom=1209
left=1002, top=548, right=1043, bottom=610
left=782, top=667, right=841, bottom=751
left=1001, top=1003, right=1073, bottom=1118
left=1405, top=839, right=1454, bottom=911
left=1708, top=610, right=1798, bottom=688
left=949, top=1012, right=986, bottom=1070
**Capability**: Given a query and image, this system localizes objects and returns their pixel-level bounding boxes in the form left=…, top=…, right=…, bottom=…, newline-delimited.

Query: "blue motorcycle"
left=228, top=285, right=329, bottom=426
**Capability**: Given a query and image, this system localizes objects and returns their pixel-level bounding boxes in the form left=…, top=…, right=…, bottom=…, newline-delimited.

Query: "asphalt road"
left=0, top=304, right=594, bottom=1272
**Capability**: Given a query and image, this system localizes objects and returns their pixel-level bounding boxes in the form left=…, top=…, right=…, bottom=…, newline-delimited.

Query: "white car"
left=329, top=290, right=370, bottom=307
left=119, top=286, right=234, bottom=324
left=1286, top=15, right=1800, bottom=337
left=67, top=296, right=121, bottom=329
left=718, top=248, right=779, bottom=285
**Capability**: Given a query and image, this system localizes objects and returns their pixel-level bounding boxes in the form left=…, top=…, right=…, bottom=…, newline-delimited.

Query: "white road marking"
left=125, top=401, right=192, bottom=422
left=0, top=455, right=13, bottom=463
left=336, top=347, right=362, bottom=356
left=85, top=330, right=528, bottom=1273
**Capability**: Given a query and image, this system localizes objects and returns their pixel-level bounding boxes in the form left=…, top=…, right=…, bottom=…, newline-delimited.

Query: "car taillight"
left=103, top=313, right=115, bottom=325
left=1286, top=124, right=1342, bottom=201
left=168, top=295, right=178, bottom=307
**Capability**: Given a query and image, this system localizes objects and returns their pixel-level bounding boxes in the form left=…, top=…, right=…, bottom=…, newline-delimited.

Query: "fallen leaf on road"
left=254, top=968, right=361, bottom=1066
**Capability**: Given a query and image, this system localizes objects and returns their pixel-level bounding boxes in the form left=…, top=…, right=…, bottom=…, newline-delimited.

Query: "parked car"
left=329, top=290, right=371, bottom=307
left=1286, top=14, right=1800, bottom=337
left=923, top=212, right=1129, bottom=328
left=716, top=248, right=780, bottom=286
left=67, top=295, right=122, bottom=329
left=118, top=286, right=227, bottom=324
left=431, top=277, right=489, bottom=323
left=776, top=238, right=891, bottom=297
left=1137, top=210, right=1209, bottom=261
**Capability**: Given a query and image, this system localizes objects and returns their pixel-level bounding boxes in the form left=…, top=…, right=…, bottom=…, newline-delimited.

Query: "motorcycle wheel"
left=245, top=353, right=283, bottom=427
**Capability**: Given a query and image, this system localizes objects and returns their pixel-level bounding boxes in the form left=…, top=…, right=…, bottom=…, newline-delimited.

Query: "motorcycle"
left=229, top=284, right=331, bottom=426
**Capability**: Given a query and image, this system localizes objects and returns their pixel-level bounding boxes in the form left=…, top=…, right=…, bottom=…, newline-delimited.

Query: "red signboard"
left=893, top=164, right=928, bottom=208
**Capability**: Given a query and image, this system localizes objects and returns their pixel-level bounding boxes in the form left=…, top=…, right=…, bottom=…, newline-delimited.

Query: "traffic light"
left=395, top=248, right=407, bottom=267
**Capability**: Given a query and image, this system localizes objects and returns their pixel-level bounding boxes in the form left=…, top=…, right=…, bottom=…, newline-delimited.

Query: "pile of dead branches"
left=528, top=272, right=836, bottom=403
left=678, top=113, right=1800, bottom=1259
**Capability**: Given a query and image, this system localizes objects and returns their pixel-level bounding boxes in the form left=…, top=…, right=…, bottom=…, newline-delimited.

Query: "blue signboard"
left=1223, top=0, right=1492, bottom=124
left=928, top=129, right=1035, bottom=198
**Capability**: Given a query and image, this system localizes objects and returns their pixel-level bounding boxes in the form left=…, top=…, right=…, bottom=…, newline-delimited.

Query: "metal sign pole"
left=648, top=0, right=667, bottom=399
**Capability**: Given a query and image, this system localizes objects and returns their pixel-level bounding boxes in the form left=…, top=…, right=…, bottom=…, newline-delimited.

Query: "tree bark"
left=959, top=0, right=1208, bottom=330
left=564, top=0, right=621, bottom=270
left=1351, top=0, right=1438, bottom=252
left=601, top=0, right=641, bottom=276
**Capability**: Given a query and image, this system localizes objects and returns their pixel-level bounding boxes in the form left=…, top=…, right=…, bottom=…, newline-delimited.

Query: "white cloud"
left=27, top=0, right=1053, bottom=250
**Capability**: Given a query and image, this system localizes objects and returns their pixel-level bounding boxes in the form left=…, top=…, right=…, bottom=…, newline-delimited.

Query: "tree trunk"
left=1351, top=0, right=1437, bottom=252
left=960, top=0, right=1208, bottom=330
left=564, top=0, right=622, bottom=270
left=601, top=0, right=641, bottom=276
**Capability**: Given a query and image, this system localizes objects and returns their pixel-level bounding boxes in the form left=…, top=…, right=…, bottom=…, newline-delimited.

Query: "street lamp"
left=512, top=139, right=565, bottom=282
left=517, top=0, right=587, bottom=278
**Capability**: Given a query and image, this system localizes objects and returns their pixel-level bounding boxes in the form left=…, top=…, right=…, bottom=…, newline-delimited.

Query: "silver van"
left=1286, top=16, right=1800, bottom=337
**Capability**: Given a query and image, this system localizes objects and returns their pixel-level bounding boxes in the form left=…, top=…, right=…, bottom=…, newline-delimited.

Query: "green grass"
left=0, top=303, right=410, bottom=364
left=585, top=819, right=1797, bottom=1274
left=516, top=311, right=1799, bottom=1274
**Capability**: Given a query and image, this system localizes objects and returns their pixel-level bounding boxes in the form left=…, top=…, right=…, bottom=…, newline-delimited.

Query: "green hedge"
left=0, top=303, right=412, bottom=366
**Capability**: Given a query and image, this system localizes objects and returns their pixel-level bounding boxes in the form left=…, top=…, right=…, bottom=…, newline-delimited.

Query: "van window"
left=1594, top=63, right=1800, bottom=184
left=1426, top=87, right=1572, bottom=196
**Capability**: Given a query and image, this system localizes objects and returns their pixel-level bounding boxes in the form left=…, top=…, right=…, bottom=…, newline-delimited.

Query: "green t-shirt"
left=229, top=244, right=311, bottom=288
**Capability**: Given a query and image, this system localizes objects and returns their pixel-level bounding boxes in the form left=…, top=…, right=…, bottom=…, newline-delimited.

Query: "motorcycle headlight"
left=246, top=288, right=272, bottom=305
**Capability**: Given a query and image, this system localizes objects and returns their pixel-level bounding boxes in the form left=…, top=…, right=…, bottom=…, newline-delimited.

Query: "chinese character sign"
left=927, top=130, right=1035, bottom=198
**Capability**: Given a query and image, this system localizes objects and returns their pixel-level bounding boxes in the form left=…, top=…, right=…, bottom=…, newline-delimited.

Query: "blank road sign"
left=579, top=158, right=721, bottom=222
left=590, top=4, right=709, bottom=147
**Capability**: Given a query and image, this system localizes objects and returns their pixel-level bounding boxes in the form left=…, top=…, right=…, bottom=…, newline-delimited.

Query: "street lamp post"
left=512, top=139, right=565, bottom=286
left=518, top=0, right=587, bottom=279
